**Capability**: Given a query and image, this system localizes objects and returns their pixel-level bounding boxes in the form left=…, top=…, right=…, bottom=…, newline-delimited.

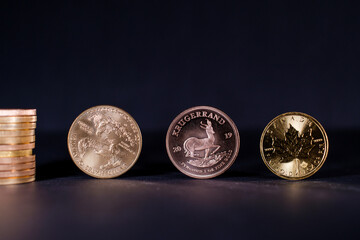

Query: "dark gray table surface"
left=0, top=131, right=359, bottom=240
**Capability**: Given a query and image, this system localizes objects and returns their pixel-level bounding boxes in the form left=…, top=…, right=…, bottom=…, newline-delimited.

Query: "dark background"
left=0, top=1, right=359, bottom=240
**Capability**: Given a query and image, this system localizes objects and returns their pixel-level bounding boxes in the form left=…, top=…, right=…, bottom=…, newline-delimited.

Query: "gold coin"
left=0, top=109, right=36, bottom=116
left=0, top=116, right=37, bottom=123
left=68, top=105, right=142, bottom=179
left=0, top=168, right=35, bottom=177
left=260, top=112, right=329, bottom=180
left=0, top=155, right=35, bottom=164
left=0, top=130, right=35, bottom=137
left=0, top=136, right=35, bottom=145
left=0, top=143, right=35, bottom=151
left=0, top=149, right=32, bottom=158
left=0, top=175, right=35, bottom=185
left=0, top=122, right=36, bottom=130
left=0, top=162, right=35, bottom=171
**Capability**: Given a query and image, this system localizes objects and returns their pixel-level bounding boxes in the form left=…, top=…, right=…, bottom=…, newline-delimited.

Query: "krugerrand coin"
left=260, top=112, right=329, bottom=180
left=68, top=105, right=142, bottom=178
left=166, top=106, right=240, bottom=179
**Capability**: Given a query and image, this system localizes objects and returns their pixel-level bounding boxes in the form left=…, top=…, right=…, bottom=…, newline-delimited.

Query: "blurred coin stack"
left=0, top=109, right=37, bottom=185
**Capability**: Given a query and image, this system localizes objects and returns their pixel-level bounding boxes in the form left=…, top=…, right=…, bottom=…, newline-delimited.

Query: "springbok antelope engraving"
left=183, top=119, right=220, bottom=159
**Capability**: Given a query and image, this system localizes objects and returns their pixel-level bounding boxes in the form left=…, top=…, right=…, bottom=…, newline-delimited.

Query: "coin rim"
left=259, top=111, right=329, bottom=180
left=67, top=105, right=142, bottom=179
left=166, top=106, right=240, bottom=179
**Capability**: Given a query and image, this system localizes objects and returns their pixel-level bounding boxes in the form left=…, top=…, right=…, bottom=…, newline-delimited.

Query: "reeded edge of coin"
left=0, top=162, right=36, bottom=171
left=0, top=175, right=35, bottom=185
left=0, top=122, right=36, bottom=130
left=0, top=149, right=33, bottom=158
left=0, top=116, right=37, bottom=123
left=67, top=105, right=143, bottom=179
left=0, top=155, right=35, bottom=164
left=260, top=111, right=329, bottom=180
left=166, top=106, right=240, bottom=179
left=0, top=130, right=35, bottom=137
left=0, top=143, right=35, bottom=151
left=0, top=168, right=36, bottom=177
left=0, top=135, right=35, bottom=145
left=0, top=109, right=36, bottom=116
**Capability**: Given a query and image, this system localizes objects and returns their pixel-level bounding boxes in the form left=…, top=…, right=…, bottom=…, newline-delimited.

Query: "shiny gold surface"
left=0, top=122, right=36, bottom=130
left=0, top=155, right=35, bottom=164
left=67, top=105, right=142, bottom=179
left=0, top=136, right=35, bottom=144
left=0, top=175, right=35, bottom=185
left=0, top=168, right=35, bottom=178
left=0, top=149, right=32, bottom=158
left=260, top=112, right=329, bottom=180
left=0, top=116, right=37, bottom=123
left=0, top=162, right=35, bottom=171
left=0, top=130, right=35, bottom=137
left=0, top=109, right=36, bottom=116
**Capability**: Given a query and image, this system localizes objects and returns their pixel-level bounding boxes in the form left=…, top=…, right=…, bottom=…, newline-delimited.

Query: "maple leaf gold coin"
left=67, top=105, right=142, bottom=179
left=260, top=112, right=329, bottom=180
left=166, top=106, right=240, bottom=179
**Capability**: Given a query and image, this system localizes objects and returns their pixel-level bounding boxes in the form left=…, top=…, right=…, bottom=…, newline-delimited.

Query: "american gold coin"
left=260, top=112, right=329, bottom=180
left=0, top=175, right=35, bottom=185
left=0, top=168, right=35, bottom=178
left=68, top=105, right=142, bottom=179
left=0, top=109, right=36, bottom=116
left=0, top=149, right=32, bottom=158
left=0, top=130, right=35, bottom=137
left=0, top=116, right=37, bottom=123
left=0, top=162, right=35, bottom=171
left=0, top=122, right=36, bottom=130
left=0, top=136, right=35, bottom=145
left=0, top=143, right=35, bottom=151
left=0, top=155, right=35, bottom=164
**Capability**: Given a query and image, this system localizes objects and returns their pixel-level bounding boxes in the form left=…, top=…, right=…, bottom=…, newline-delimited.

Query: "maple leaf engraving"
left=272, top=124, right=315, bottom=163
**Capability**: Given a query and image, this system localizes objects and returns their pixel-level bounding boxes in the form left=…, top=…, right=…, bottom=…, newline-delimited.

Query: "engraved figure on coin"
left=76, top=113, right=135, bottom=170
left=183, top=119, right=225, bottom=167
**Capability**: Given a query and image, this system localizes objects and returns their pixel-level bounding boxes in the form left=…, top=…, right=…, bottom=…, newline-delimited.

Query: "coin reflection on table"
left=67, top=105, right=142, bottom=179
left=260, top=112, right=329, bottom=180
left=166, top=106, right=240, bottom=179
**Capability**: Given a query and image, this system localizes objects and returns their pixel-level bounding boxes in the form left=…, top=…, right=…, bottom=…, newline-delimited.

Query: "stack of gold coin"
left=0, top=109, right=36, bottom=185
